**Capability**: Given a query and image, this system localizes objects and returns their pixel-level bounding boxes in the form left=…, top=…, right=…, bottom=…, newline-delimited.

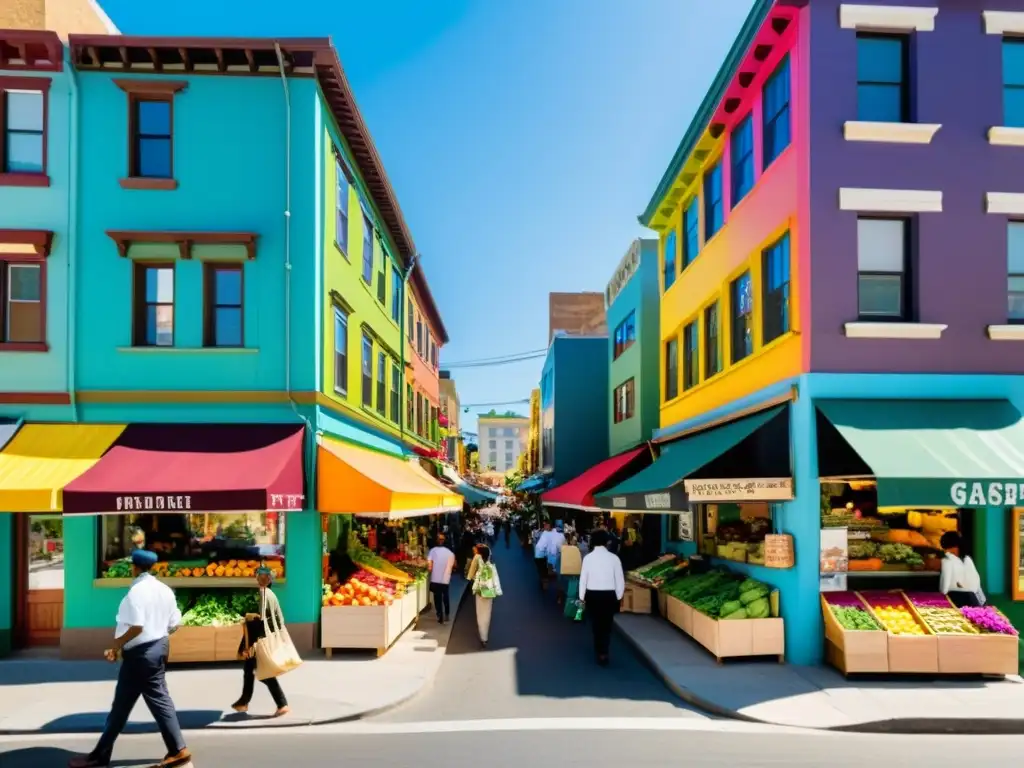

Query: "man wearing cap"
left=69, top=549, right=191, bottom=768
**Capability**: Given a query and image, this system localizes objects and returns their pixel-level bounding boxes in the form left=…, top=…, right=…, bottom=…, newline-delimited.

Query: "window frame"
left=407, top=299, right=414, bottom=341
left=730, top=271, right=754, bottom=364
left=663, top=229, right=678, bottom=292
left=376, top=248, right=387, bottom=305
left=704, top=161, right=724, bottom=242
left=664, top=335, right=680, bottom=402
left=682, top=197, right=700, bottom=269
left=856, top=216, right=911, bottom=322
left=0, top=77, right=51, bottom=187
left=390, top=359, right=401, bottom=422
left=762, top=55, right=791, bottom=169
left=613, top=377, right=636, bottom=424
left=361, top=212, right=374, bottom=285
left=761, top=232, right=791, bottom=345
left=335, top=153, right=350, bottom=254
left=612, top=310, right=636, bottom=359
left=855, top=33, right=910, bottom=124
left=416, top=319, right=424, bottom=358
left=683, top=320, right=700, bottom=390
left=730, top=113, right=755, bottom=207
left=202, top=263, right=244, bottom=349
left=361, top=332, right=373, bottom=408
left=333, top=306, right=348, bottom=396
left=115, top=79, right=187, bottom=191
left=0, top=256, right=47, bottom=350
left=703, top=300, right=721, bottom=379
left=391, top=266, right=402, bottom=323
left=132, top=261, right=176, bottom=348
left=406, top=383, right=414, bottom=431
left=376, top=350, right=386, bottom=417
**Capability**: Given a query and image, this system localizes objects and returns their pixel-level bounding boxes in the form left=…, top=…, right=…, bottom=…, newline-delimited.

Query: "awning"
left=318, top=436, right=463, bottom=518
left=0, top=424, right=126, bottom=512
left=62, top=424, right=305, bottom=514
left=518, top=474, right=552, bottom=493
left=594, top=406, right=788, bottom=512
left=818, top=398, right=1024, bottom=508
left=441, top=465, right=498, bottom=506
left=542, top=446, right=649, bottom=511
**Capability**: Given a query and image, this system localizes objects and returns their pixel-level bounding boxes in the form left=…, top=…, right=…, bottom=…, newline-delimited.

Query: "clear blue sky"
left=101, top=0, right=754, bottom=437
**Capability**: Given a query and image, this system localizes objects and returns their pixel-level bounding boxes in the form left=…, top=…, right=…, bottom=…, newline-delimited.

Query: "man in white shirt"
left=70, top=549, right=190, bottom=768
left=578, top=529, right=625, bottom=667
left=427, top=533, right=457, bottom=624
left=534, top=520, right=554, bottom=591
left=548, top=525, right=567, bottom=602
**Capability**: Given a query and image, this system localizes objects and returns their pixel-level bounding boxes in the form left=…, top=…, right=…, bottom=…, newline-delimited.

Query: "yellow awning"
left=317, top=436, right=463, bottom=518
left=0, top=424, right=126, bottom=512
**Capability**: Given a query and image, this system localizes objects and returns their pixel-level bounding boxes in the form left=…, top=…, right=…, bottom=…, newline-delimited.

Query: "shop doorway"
left=14, top=514, right=64, bottom=647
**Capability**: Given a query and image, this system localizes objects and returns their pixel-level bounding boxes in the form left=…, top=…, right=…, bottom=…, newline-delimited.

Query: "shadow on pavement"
left=18, top=709, right=226, bottom=736
left=0, top=746, right=153, bottom=767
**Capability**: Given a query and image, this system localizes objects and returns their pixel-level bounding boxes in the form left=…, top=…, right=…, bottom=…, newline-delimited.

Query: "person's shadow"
left=0, top=747, right=159, bottom=767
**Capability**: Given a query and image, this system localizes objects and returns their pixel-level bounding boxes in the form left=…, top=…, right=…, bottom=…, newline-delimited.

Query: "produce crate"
left=401, top=590, right=419, bottom=628
left=657, top=589, right=668, bottom=618
left=169, top=626, right=218, bottom=663
left=321, top=601, right=409, bottom=658
left=820, top=595, right=888, bottom=674
left=417, top=580, right=429, bottom=614
left=690, top=610, right=784, bottom=662
left=621, top=583, right=652, bottom=614
left=858, top=591, right=938, bottom=673
left=665, top=595, right=692, bottom=635
left=214, top=624, right=244, bottom=662
left=936, top=633, right=1019, bottom=675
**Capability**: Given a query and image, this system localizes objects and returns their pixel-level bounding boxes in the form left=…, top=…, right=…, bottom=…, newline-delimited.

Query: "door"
left=15, top=514, right=64, bottom=646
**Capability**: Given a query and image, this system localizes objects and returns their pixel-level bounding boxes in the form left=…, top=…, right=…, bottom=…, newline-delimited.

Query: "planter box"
left=169, top=626, right=218, bottom=663
left=690, top=610, right=785, bottom=661
left=821, top=596, right=888, bottom=674
left=620, top=583, right=651, bottom=614
left=214, top=624, right=244, bottom=662
left=665, top=595, right=692, bottom=635
left=321, top=601, right=407, bottom=657
left=936, top=633, right=1019, bottom=676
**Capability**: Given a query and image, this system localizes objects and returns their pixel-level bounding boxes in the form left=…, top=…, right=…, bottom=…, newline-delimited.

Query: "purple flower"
left=961, top=606, right=1019, bottom=635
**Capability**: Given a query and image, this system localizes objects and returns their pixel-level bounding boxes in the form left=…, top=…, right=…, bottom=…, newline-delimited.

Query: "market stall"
left=625, top=555, right=688, bottom=614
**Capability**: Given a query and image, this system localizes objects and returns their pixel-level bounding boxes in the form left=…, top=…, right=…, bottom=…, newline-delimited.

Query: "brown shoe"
left=160, top=749, right=192, bottom=767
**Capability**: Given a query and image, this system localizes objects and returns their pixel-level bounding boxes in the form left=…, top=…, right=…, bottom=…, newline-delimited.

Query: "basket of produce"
left=877, top=543, right=925, bottom=571
left=820, top=592, right=887, bottom=674
left=903, top=595, right=1019, bottom=675
left=628, top=556, right=686, bottom=588
left=858, top=590, right=937, bottom=673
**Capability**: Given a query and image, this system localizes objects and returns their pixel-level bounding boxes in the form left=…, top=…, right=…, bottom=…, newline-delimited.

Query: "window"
left=335, top=156, right=349, bottom=252
left=505, top=439, right=513, bottom=450
left=1008, top=223, right=1024, bottom=323
left=416, top=392, right=424, bottom=436
left=1005, top=41, right=1024, bottom=129
left=361, top=214, right=373, bottom=284
left=132, top=263, right=174, bottom=347
left=131, top=97, right=172, bottom=179
left=391, top=267, right=401, bottom=323
left=416, top=319, right=424, bottom=357
left=376, top=351, right=386, bottom=416
left=334, top=308, right=348, bottom=394
left=376, top=253, right=386, bottom=305
left=1, top=261, right=42, bottom=344
left=430, top=339, right=438, bottom=369
left=488, top=439, right=497, bottom=450
left=613, top=311, right=636, bottom=359
left=407, top=299, right=414, bottom=340
left=762, top=56, right=791, bottom=168
left=857, top=34, right=909, bottom=123
left=488, top=452, right=497, bottom=468
left=361, top=333, right=373, bottom=408
left=683, top=321, right=699, bottom=389
left=613, top=378, right=635, bottom=424
left=704, top=302, right=721, bottom=378
left=664, top=336, right=679, bottom=401
left=857, top=218, right=908, bottom=320
left=730, top=271, right=753, bottom=363
left=663, top=230, right=677, bottom=291
left=1, top=84, right=47, bottom=179
left=730, top=114, right=754, bottom=206
left=762, top=232, right=791, bottom=345
left=203, top=264, right=243, bottom=347
left=390, top=359, right=401, bottom=422
left=504, top=452, right=513, bottom=466
left=682, top=197, right=699, bottom=268
left=406, top=383, right=414, bottom=430
left=704, top=162, right=724, bottom=241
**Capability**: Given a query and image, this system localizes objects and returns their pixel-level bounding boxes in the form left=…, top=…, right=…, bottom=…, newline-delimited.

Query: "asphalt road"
left=379, top=539, right=705, bottom=721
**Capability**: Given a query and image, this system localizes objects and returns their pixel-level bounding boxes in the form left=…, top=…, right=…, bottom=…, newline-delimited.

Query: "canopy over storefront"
left=541, top=446, right=649, bottom=511
left=0, top=424, right=126, bottom=512
left=817, top=398, right=1024, bottom=508
left=594, top=406, right=790, bottom=513
left=318, top=436, right=462, bottom=519
left=441, top=465, right=498, bottom=506
left=62, top=424, right=305, bottom=514
left=518, top=474, right=552, bottom=493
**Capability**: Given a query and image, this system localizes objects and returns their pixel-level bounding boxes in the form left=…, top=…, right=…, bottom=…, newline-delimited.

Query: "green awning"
left=817, top=399, right=1024, bottom=508
left=594, top=405, right=786, bottom=512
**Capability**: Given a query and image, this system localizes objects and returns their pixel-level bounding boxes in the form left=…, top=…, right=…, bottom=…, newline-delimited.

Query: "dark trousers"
left=237, top=655, right=288, bottom=708
left=586, top=590, right=619, bottom=659
left=431, top=582, right=450, bottom=620
left=534, top=557, right=548, bottom=586
left=90, top=637, right=186, bottom=763
left=948, top=590, right=983, bottom=608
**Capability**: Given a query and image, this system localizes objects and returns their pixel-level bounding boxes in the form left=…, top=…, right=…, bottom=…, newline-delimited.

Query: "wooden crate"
left=401, top=591, right=419, bottom=628
left=690, top=610, right=785, bottom=662
left=657, top=590, right=668, bottom=618
left=417, top=580, right=429, bottom=614
left=937, top=633, right=1020, bottom=675
left=214, top=624, right=244, bottom=662
left=169, top=626, right=218, bottom=663
left=321, top=601, right=408, bottom=657
left=858, top=592, right=938, bottom=673
left=665, top=595, right=692, bottom=635
left=820, top=596, right=888, bottom=674
left=621, top=583, right=652, bottom=614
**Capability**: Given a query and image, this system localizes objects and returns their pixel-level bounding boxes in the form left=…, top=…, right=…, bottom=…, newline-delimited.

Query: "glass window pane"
left=145, top=267, right=174, bottom=303
left=147, top=305, right=173, bottom=346
left=1006, top=87, right=1024, bottom=129
left=136, top=100, right=171, bottom=135
left=214, top=307, right=242, bottom=346
left=1004, top=40, right=1024, bottom=87
left=763, top=57, right=790, bottom=118
left=6, top=301, right=42, bottom=343
left=1009, top=276, right=1024, bottom=292
left=215, top=269, right=242, bottom=305
left=4, top=132, right=43, bottom=173
left=1009, top=224, right=1024, bottom=274
left=764, top=105, right=791, bottom=164
left=857, top=36, right=904, bottom=83
left=857, top=84, right=903, bottom=123
left=9, top=264, right=40, bottom=301
left=5, top=91, right=44, bottom=131
left=1010, top=290, right=1024, bottom=321
left=857, top=219, right=905, bottom=272
left=137, top=137, right=171, bottom=178
left=858, top=274, right=902, bottom=316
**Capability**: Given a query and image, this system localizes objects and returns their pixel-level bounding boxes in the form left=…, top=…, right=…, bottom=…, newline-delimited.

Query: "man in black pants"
left=427, top=534, right=456, bottom=624
left=578, top=529, right=625, bottom=666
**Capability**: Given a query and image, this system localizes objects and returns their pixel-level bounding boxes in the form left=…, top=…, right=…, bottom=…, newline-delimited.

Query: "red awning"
left=541, top=447, right=649, bottom=511
left=63, top=424, right=305, bottom=514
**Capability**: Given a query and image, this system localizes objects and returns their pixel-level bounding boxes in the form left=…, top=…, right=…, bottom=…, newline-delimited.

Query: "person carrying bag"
left=471, top=546, right=502, bottom=648
left=253, top=568, right=303, bottom=682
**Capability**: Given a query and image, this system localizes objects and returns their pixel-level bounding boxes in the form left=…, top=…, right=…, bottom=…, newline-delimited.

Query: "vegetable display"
left=323, top=569, right=408, bottom=607
left=348, top=532, right=413, bottom=583
left=877, top=543, right=924, bottom=569
left=861, top=593, right=928, bottom=635
left=831, top=605, right=880, bottom=631
left=101, top=558, right=284, bottom=580
left=174, top=589, right=260, bottom=627
left=628, top=557, right=686, bottom=587
left=662, top=570, right=773, bottom=620
left=961, top=606, right=1020, bottom=636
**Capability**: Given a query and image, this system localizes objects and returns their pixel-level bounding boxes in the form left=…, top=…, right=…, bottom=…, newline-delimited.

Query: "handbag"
left=254, top=589, right=302, bottom=681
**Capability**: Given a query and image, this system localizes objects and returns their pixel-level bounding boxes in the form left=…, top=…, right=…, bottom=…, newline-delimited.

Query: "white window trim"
left=986, top=192, right=1024, bottom=215
left=844, top=322, right=947, bottom=340
left=983, top=11, right=1024, bottom=36
left=839, top=4, right=938, bottom=32
left=987, top=324, right=1024, bottom=341
left=843, top=121, right=941, bottom=144
left=987, top=127, right=1024, bottom=147
left=839, top=187, right=943, bottom=213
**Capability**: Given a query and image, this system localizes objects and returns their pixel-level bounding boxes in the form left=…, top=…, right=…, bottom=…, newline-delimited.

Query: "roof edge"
left=410, top=262, right=448, bottom=344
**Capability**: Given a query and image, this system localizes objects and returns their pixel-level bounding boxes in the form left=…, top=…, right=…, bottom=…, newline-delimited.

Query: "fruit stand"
left=166, top=590, right=262, bottom=663
left=625, top=556, right=688, bottom=615
left=822, top=590, right=1019, bottom=675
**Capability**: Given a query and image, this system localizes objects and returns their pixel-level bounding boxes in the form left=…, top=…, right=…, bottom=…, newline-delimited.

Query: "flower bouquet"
left=961, top=606, right=1019, bottom=636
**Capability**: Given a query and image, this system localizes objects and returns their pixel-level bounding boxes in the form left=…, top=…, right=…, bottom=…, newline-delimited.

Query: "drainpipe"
left=398, top=252, right=418, bottom=447
left=66, top=52, right=80, bottom=422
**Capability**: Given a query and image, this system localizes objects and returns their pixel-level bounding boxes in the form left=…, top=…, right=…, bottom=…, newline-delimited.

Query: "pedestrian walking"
left=68, top=550, right=191, bottom=768
left=534, top=520, right=553, bottom=591
left=471, top=545, right=502, bottom=647
left=427, top=533, right=456, bottom=624
left=231, top=564, right=289, bottom=717
left=578, top=529, right=625, bottom=667
left=548, top=524, right=567, bottom=604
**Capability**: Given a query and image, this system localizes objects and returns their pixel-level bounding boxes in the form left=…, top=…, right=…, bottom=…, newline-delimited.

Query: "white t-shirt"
left=427, top=546, right=456, bottom=585
left=116, top=572, right=182, bottom=650
left=578, top=546, right=625, bottom=601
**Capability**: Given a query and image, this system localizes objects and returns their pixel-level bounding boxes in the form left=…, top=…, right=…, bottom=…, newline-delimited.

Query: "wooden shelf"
left=94, top=577, right=287, bottom=589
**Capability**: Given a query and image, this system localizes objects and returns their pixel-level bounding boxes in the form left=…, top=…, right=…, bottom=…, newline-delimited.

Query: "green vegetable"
left=738, top=578, right=764, bottom=593
left=180, top=592, right=242, bottom=627
left=746, top=598, right=769, bottom=618
left=831, top=605, right=879, bottom=630
left=720, top=600, right=743, bottom=617
left=721, top=607, right=748, bottom=620
left=230, top=590, right=260, bottom=616
left=739, top=585, right=769, bottom=605
left=103, top=559, right=132, bottom=579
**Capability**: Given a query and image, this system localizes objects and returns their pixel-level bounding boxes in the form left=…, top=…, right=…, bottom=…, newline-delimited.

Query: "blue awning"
left=441, top=465, right=498, bottom=506
left=519, top=474, right=552, bottom=493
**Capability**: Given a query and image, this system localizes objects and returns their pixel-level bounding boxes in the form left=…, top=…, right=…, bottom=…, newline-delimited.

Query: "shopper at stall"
left=232, top=564, right=290, bottom=717
left=428, top=533, right=457, bottom=624
left=578, top=529, right=625, bottom=667
left=68, top=549, right=190, bottom=768
left=472, top=545, right=503, bottom=648
left=939, top=531, right=987, bottom=608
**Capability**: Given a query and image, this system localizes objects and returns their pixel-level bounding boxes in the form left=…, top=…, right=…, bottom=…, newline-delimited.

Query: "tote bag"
left=254, top=589, right=303, bottom=681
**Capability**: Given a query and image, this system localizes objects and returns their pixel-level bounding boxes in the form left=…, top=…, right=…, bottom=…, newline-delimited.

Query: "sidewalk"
left=616, top=612, right=1024, bottom=734
left=0, top=579, right=467, bottom=735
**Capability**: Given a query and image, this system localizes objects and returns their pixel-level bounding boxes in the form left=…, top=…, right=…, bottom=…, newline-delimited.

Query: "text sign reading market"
left=683, top=478, right=794, bottom=503
left=950, top=481, right=1024, bottom=507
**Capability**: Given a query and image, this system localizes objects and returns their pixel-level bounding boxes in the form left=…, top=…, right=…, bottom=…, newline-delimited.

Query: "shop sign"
left=605, top=241, right=641, bottom=307
left=611, top=497, right=627, bottom=508
left=269, top=493, right=305, bottom=511
left=676, top=510, right=694, bottom=542
left=949, top=481, right=1024, bottom=507
left=116, top=494, right=193, bottom=511
left=644, top=492, right=672, bottom=510
left=683, top=477, right=793, bottom=502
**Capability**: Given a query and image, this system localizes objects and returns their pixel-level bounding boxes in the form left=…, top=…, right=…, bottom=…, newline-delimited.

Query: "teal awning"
left=818, top=398, right=1024, bottom=508
left=440, top=465, right=498, bottom=506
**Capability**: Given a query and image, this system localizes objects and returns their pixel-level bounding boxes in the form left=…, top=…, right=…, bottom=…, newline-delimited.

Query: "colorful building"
left=0, top=32, right=455, bottom=657
left=438, top=370, right=462, bottom=469
left=405, top=268, right=447, bottom=453
left=477, top=410, right=529, bottom=475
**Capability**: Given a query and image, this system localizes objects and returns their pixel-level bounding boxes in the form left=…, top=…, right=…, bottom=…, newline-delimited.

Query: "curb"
left=614, top=622, right=1024, bottom=736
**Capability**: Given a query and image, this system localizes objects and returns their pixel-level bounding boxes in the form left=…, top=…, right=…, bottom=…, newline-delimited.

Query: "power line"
left=441, top=348, right=548, bottom=368
left=461, top=399, right=530, bottom=409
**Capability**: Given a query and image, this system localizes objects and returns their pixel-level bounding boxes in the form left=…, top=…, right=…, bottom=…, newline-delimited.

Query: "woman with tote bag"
left=471, top=546, right=502, bottom=648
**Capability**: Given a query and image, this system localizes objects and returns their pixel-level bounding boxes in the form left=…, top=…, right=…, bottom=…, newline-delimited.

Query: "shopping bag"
left=563, top=577, right=580, bottom=619
left=254, top=590, right=303, bottom=681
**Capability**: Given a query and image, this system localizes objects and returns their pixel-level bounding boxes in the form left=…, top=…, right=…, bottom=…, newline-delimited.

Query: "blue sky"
left=101, top=0, right=754, bottom=437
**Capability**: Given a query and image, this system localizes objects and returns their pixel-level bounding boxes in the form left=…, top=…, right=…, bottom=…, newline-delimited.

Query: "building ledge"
left=115, top=347, right=259, bottom=354
left=839, top=4, right=938, bottom=32
left=844, top=322, right=947, bottom=340
left=987, top=325, right=1024, bottom=341
left=844, top=121, right=941, bottom=144
left=984, top=11, right=1024, bottom=35
left=986, top=192, right=1024, bottom=215
left=839, top=187, right=942, bottom=213
left=988, top=126, right=1024, bottom=147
